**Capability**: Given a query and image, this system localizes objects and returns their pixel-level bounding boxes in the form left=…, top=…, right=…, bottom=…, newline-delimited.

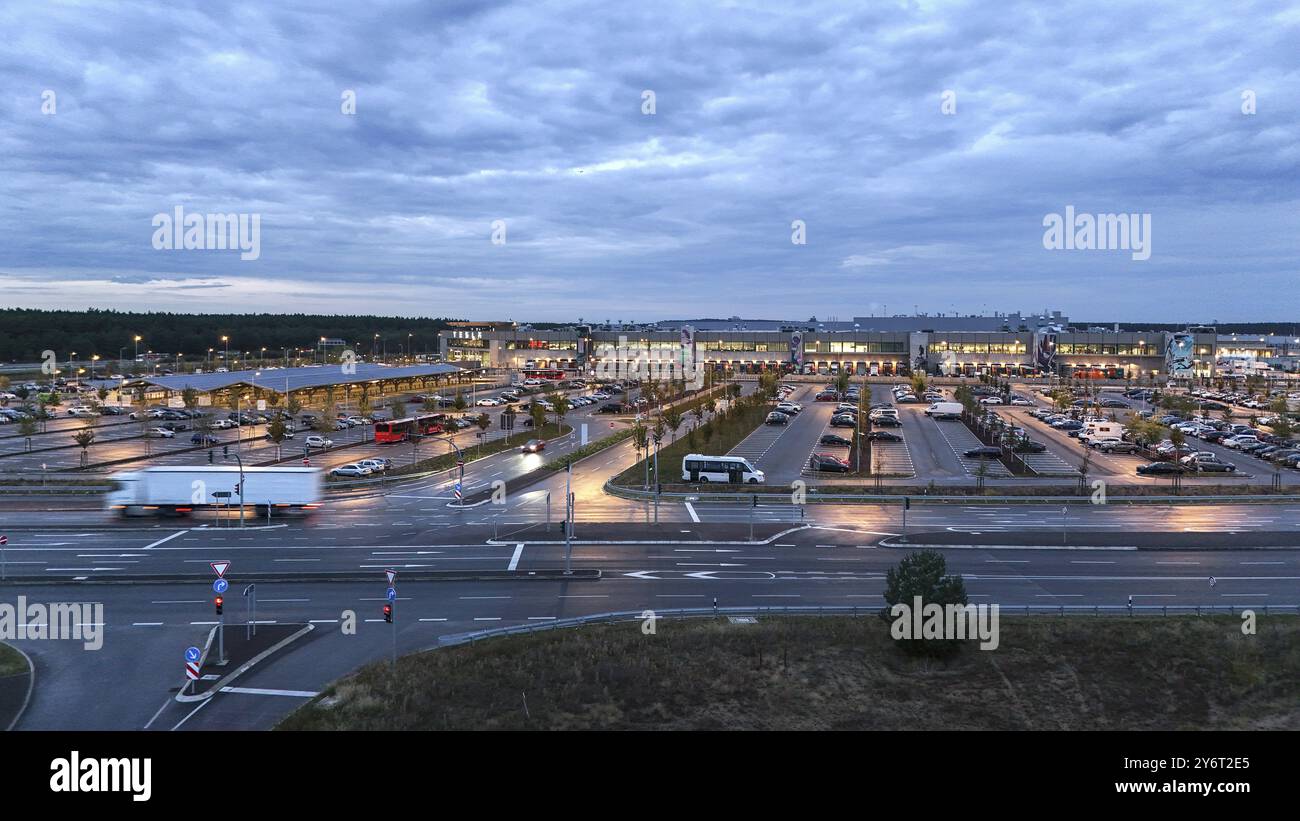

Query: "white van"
left=925, top=401, right=964, bottom=419
left=682, top=454, right=765, bottom=484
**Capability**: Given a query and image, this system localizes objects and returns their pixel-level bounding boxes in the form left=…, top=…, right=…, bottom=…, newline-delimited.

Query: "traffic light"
left=208, top=449, right=214, bottom=464
left=214, top=595, right=224, bottom=615
left=223, top=444, right=229, bottom=457
left=383, top=603, right=393, bottom=623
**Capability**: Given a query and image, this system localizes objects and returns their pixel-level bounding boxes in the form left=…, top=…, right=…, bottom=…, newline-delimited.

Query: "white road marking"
left=508, top=543, right=524, bottom=571
left=143, top=530, right=189, bottom=550
left=219, top=686, right=318, bottom=697
left=685, top=502, right=701, bottom=523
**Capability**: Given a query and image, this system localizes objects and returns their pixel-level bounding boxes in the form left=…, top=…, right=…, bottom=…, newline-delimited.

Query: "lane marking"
left=219, top=686, right=318, bottom=698
left=684, top=502, right=701, bottom=523
left=143, top=530, right=189, bottom=550
left=508, top=543, right=524, bottom=571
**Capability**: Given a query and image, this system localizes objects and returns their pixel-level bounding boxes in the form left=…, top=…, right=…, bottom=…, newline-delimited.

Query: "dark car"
left=1099, top=399, right=1130, bottom=408
left=867, top=431, right=902, bottom=442
left=871, top=417, right=901, bottom=428
left=765, top=411, right=790, bottom=425
left=520, top=439, right=545, bottom=453
left=819, top=434, right=852, bottom=447
left=810, top=454, right=851, bottom=472
left=1011, top=440, right=1046, bottom=453
left=1137, top=462, right=1186, bottom=475
left=597, top=403, right=625, bottom=414
left=190, top=433, right=219, bottom=446
left=963, top=446, right=1003, bottom=459
left=1194, top=460, right=1237, bottom=473
left=99, top=405, right=125, bottom=415
left=161, top=421, right=189, bottom=431
left=815, top=391, right=840, bottom=402
left=829, top=416, right=856, bottom=428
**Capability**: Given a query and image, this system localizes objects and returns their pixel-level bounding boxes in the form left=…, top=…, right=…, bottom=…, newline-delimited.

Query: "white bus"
left=682, top=454, right=766, bottom=484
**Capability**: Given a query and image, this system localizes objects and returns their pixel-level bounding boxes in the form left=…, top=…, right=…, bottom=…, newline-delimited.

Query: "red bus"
left=374, top=413, right=448, bottom=443
left=522, top=369, right=568, bottom=381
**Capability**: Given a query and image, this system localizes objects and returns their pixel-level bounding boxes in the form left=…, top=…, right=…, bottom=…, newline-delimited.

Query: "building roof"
left=93, top=362, right=472, bottom=394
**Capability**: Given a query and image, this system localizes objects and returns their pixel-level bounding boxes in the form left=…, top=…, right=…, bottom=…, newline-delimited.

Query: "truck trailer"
left=105, top=466, right=323, bottom=517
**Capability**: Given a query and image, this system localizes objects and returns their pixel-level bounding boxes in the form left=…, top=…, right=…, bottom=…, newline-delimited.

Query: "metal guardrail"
left=602, top=480, right=1300, bottom=506
left=440, top=603, right=1300, bottom=645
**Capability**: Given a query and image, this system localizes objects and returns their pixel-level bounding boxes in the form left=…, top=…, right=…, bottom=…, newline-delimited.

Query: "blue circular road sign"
left=213, top=578, right=229, bottom=594
left=387, top=587, right=397, bottom=602
left=185, top=646, right=201, bottom=662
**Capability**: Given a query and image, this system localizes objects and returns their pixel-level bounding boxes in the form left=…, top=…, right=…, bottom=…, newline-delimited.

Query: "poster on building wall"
left=789, top=331, right=803, bottom=365
left=1033, top=331, right=1058, bottom=373
left=1166, top=333, right=1194, bottom=378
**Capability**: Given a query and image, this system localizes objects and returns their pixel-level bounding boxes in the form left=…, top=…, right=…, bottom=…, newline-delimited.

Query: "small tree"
left=452, top=390, right=467, bottom=414
left=181, top=387, right=200, bottom=414
left=286, top=393, right=303, bottom=418
left=663, top=406, right=683, bottom=442
left=72, top=425, right=96, bottom=466
left=548, top=392, right=569, bottom=429
left=475, top=412, right=491, bottom=452
left=879, top=549, right=969, bottom=658
left=267, top=417, right=288, bottom=459
left=529, top=401, right=547, bottom=431
left=390, top=399, right=407, bottom=420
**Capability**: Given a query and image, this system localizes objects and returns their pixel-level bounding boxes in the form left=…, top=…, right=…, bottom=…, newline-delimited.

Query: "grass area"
left=0, top=643, right=28, bottom=678
left=610, top=393, right=772, bottom=487
left=278, top=615, right=1300, bottom=730
left=543, top=428, right=633, bottom=471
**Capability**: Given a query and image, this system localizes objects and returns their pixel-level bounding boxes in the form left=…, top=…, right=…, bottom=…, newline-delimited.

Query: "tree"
left=475, top=412, right=491, bottom=452
left=96, top=386, right=109, bottom=406
left=286, top=393, right=302, bottom=418
left=390, top=399, right=407, bottom=420
left=266, top=417, right=288, bottom=459
left=879, top=549, right=969, bottom=658
left=181, top=387, right=199, bottom=414
left=529, top=401, right=547, bottom=431
left=662, top=406, right=684, bottom=442
left=72, top=425, right=96, bottom=466
left=548, top=392, right=569, bottom=429
left=631, top=421, right=648, bottom=458
left=452, top=390, right=467, bottom=414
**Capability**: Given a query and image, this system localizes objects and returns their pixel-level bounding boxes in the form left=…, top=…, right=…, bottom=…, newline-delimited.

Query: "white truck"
left=925, top=401, right=964, bottom=420
left=105, top=466, right=323, bottom=517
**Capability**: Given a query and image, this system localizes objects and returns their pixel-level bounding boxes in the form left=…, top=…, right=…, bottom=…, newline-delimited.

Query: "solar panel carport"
left=90, top=362, right=477, bottom=396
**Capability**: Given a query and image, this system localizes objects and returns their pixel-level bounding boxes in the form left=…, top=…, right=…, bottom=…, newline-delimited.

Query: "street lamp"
left=133, top=335, right=142, bottom=366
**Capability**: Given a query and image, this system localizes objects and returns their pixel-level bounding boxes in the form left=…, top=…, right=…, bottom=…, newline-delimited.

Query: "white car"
left=211, top=418, right=235, bottom=429
left=67, top=406, right=98, bottom=417
left=329, top=463, right=372, bottom=478
left=358, top=458, right=390, bottom=473
left=149, top=427, right=175, bottom=438
left=476, top=398, right=501, bottom=407
left=979, top=397, right=1004, bottom=405
left=1010, top=397, right=1033, bottom=406
left=305, top=435, right=333, bottom=449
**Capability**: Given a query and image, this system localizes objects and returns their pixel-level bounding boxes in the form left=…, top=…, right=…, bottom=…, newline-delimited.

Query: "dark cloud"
left=0, top=0, right=1296, bottom=321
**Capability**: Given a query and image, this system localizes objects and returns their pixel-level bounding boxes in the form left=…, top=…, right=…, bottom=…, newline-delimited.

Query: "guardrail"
left=440, top=603, right=1300, bottom=645
left=603, top=480, right=1300, bottom=505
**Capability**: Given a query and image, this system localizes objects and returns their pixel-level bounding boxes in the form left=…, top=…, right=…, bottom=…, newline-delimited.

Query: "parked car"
left=810, top=454, right=851, bottom=472
left=1137, top=462, right=1186, bottom=475
left=963, top=446, right=1002, bottom=459
left=305, top=435, right=333, bottom=449
left=819, top=434, right=853, bottom=447
left=1097, top=439, right=1141, bottom=454
left=190, top=433, right=220, bottom=446
left=358, top=458, right=392, bottom=473
left=329, top=463, right=373, bottom=478
left=1194, top=460, right=1237, bottom=473
left=765, top=411, right=790, bottom=425
left=867, top=431, right=902, bottom=442
left=829, top=415, right=855, bottom=428
left=149, top=427, right=175, bottom=438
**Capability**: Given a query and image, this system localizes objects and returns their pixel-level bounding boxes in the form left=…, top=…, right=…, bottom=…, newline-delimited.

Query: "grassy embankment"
left=279, top=615, right=1300, bottom=731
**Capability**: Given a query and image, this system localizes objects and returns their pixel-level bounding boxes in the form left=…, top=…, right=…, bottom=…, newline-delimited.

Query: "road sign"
left=184, top=646, right=201, bottom=662
left=385, top=569, right=396, bottom=585
left=213, top=578, right=229, bottom=594
left=454, top=482, right=463, bottom=502
left=185, top=661, right=200, bottom=681
left=386, top=587, right=397, bottom=602
left=210, top=561, right=230, bottom=577
left=0, top=535, right=7, bottom=545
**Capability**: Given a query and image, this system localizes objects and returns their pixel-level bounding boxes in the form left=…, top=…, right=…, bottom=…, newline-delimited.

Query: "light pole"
left=221, top=336, right=229, bottom=370
left=133, top=335, right=142, bottom=366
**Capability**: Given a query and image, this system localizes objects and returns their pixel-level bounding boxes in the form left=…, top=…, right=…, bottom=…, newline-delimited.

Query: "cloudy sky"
left=1, top=0, right=1297, bottom=322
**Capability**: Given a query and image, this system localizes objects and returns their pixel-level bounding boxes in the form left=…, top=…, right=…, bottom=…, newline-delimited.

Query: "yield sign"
left=385, top=569, right=397, bottom=585
left=210, top=561, right=231, bottom=578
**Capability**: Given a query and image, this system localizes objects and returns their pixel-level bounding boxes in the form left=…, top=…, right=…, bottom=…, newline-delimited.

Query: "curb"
left=878, top=538, right=1300, bottom=552
left=176, top=623, right=316, bottom=703
left=2, top=568, right=603, bottom=586
left=487, top=524, right=810, bottom=547
left=1, top=642, right=36, bottom=732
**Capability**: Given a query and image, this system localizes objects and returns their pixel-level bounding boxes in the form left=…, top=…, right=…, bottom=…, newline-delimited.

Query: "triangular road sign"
left=385, top=569, right=397, bottom=585
left=211, top=561, right=231, bottom=578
